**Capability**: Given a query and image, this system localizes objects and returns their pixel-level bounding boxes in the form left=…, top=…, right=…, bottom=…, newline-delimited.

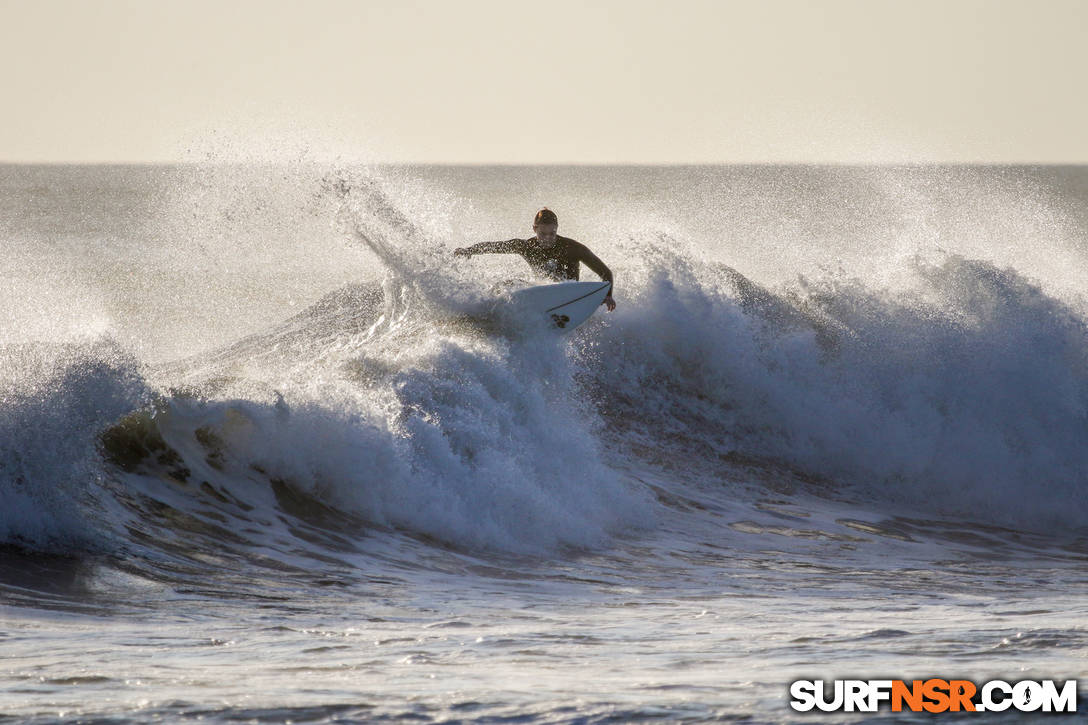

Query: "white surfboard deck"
left=508, top=281, right=611, bottom=332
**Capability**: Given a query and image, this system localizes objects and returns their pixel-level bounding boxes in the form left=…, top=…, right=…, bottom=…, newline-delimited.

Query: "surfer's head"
left=534, top=208, right=558, bottom=227
left=533, top=208, right=559, bottom=246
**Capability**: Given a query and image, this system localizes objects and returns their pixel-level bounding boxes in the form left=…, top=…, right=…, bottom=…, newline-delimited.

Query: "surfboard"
left=508, top=281, right=612, bottom=331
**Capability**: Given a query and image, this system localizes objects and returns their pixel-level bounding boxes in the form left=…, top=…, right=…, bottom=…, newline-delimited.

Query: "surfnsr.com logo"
left=789, top=679, right=1078, bottom=713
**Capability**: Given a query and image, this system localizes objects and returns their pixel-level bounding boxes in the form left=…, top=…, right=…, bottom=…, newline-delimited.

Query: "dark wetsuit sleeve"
left=574, top=243, right=615, bottom=296
left=462, top=239, right=525, bottom=255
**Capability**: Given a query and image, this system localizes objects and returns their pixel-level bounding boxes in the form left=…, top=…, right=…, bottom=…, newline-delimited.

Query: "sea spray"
left=589, top=241, right=1088, bottom=532
left=0, top=339, right=149, bottom=550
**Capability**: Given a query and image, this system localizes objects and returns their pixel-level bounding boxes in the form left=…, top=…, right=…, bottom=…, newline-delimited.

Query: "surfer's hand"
left=453, top=247, right=471, bottom=257
left=603, top=295, right=616, bottom=312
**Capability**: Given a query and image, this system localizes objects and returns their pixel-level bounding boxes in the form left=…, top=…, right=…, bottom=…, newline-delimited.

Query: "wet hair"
left=534, top=208, right=558, bottom=226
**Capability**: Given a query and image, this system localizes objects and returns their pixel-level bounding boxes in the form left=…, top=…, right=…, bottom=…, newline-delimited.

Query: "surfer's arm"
left=454, top=239, right=524, bottom=257
left=574, top=244, right=617, bottom=310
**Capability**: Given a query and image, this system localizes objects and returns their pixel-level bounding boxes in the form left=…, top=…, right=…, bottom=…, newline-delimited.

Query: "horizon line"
left=4, top=160, right=1088, bottom=168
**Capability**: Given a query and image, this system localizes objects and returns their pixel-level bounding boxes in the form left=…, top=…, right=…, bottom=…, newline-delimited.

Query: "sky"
left=2, top=0, right=1087, bottom=164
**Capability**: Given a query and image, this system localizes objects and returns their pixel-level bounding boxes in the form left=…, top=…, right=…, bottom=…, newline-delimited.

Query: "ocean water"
left=1, top=163, right=1086, bottom=723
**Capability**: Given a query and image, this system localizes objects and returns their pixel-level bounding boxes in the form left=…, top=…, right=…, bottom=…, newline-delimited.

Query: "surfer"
left=454, top=208, right=617, bottom=311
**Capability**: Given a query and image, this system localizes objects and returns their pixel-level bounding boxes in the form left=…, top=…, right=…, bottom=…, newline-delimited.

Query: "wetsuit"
left=461, top=235, right=614, bottom=295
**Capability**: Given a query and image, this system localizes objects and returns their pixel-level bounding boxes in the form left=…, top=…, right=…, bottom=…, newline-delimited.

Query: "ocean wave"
left=5, top=166, right=1086, bottom=568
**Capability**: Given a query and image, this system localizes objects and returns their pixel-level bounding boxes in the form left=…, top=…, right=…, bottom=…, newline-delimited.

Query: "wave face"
left=2, top=164, right=1086, bottom=568
left=1, top=302, right=654, bottom=561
